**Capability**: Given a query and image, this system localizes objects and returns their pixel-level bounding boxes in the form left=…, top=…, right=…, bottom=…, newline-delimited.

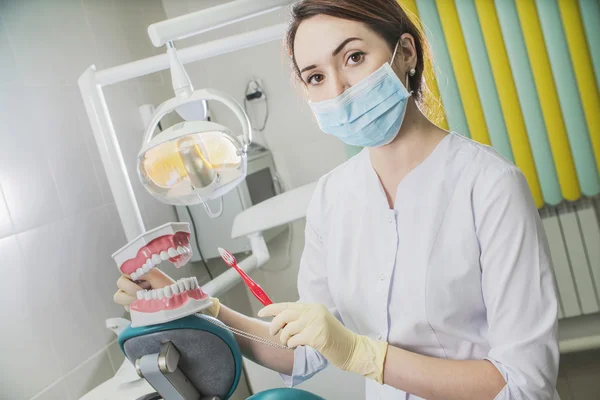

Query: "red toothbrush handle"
left=250, top=285, right=273, bottom=306
left=234, top=264, right=273, bottom=306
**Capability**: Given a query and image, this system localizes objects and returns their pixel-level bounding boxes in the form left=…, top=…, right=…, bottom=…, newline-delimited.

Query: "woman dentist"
left=115, top=1, right=560, bottom=398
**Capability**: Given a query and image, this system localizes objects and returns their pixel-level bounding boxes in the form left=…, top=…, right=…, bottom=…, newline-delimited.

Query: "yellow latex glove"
left=204, top=296, right=221, bottom=318
left=258, top=302, right=388, bottom=384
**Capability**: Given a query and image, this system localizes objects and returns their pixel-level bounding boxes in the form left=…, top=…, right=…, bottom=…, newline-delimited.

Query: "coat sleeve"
left=474, top=167, right=560, bottom=399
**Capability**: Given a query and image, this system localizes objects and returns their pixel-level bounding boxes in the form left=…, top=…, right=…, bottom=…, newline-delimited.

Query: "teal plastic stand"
left=247, top=388, right=326, bottom=400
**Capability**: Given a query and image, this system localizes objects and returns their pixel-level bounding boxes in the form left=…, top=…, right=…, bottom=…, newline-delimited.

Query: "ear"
left=397, top=33, right=417, bottom=76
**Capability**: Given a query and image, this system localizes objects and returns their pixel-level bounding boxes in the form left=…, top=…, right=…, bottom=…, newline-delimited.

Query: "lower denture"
left=131, top=288, right=208, bottom=313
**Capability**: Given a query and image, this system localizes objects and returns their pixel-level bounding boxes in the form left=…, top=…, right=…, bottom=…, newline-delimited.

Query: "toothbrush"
left=218, top=247, right=273, bottom=306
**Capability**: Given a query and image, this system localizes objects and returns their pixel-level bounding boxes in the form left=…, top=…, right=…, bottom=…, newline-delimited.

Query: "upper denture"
left=119, top=232, right=191, bottom=277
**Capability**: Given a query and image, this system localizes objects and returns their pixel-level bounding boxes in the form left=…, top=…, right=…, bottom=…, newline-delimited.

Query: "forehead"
left=293, top=15, right=379, bottom=67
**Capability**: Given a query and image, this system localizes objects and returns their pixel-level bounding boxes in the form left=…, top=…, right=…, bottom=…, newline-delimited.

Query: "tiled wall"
left=0, top=1, right=180, bottom=399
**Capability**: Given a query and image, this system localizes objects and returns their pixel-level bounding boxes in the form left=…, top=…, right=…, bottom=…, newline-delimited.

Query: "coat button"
left=377, top=333, right=383, bottom=340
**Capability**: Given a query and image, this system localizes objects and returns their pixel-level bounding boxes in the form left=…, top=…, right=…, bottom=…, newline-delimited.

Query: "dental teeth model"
left=129, top=276, right=210, bottom=328
left=112, top=222, right=212, bottom=328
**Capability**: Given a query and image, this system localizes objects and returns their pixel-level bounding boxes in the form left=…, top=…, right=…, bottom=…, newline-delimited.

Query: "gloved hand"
left=114, top=269, right=221, bottom=318
left=258, top=302, right=388, bottom=384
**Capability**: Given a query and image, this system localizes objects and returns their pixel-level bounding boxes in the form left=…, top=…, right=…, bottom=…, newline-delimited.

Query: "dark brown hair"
left=286, top=0, right=428, bottom=102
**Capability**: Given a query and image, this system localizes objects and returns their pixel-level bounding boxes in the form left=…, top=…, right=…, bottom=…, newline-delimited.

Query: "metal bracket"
left=135, top=341, right=214, bottom=400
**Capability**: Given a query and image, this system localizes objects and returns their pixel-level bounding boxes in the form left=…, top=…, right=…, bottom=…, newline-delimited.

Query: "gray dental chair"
left=118, top=314, right=325, bottom=400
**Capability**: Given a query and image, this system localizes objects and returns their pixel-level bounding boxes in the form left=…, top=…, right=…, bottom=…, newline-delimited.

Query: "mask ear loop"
left=390, top=40, right=400, bottom=65
left=391, top=39, right=414, bottom=96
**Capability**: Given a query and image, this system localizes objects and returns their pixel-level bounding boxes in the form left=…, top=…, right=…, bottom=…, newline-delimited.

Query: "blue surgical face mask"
left=309, top=42, right=412, bottom=147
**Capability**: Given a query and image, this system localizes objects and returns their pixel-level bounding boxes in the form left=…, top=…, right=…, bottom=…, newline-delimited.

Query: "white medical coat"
left=282, top=133, right=560, bottom=399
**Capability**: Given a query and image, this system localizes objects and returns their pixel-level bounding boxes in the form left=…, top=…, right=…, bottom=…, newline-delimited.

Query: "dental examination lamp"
left=138, top=41, right=252, bottom=218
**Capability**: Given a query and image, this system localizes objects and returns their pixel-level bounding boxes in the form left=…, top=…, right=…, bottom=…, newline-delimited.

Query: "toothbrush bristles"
left=218, top=247, right=235, bottom=266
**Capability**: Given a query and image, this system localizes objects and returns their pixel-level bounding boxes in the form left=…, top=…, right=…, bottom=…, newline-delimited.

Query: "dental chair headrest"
left=119, top=315, right=242, bottom=400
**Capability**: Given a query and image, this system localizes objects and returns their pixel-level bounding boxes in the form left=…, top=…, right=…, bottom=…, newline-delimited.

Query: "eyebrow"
left=299, top=37, right=363, bottom=74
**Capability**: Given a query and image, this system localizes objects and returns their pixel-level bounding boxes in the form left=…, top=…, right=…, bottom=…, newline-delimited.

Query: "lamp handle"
left=141, top=88, right=252, bottom=150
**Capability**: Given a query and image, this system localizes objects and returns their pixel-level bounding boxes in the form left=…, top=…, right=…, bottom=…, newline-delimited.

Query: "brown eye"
left=308, top=74, right=325, bottom=85
left=347, top=51, right=365, bottom=65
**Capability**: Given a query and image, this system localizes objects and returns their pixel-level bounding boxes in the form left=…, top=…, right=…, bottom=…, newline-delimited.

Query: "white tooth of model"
left=136, top=267, right=144, bottom=277
left=164, top=285, right=173, bottom=298
left=152, top=254, right=161, bottom=264
left=130, top=272, right=138, bottom=281
left=136, top=291, right=144, bottom=300
left=184, top=246, right=191, bottom=254
left=157, top=288, right=164, bottom=299
left=144, top=291, right=152, bottom=301
left=151, top=290, right=158, bottom=299
left=160, top=251, right=169, bottom=261
left=142, top=263, right=151, bottom=273
left=146, top=259, right=153, bottom=269
left=183, top=278, right=191, bottom=291
left=177, top=246, right=184, bottom=254
left=171, top=283, right=180, bottom=295
left=168, top=247, right=177, bottom=257
left=178, top=280, right=186, bottom=292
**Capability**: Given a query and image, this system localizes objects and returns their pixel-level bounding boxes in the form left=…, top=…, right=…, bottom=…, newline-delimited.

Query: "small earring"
left=409, top=68, right=416, bottom=77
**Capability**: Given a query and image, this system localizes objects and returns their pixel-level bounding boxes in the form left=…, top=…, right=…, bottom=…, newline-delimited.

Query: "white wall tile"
left=106, top=340, right=125, bottom=374
left=63, top=350, right=115, bottom=399
left=0, top=83, right=64, bottom=232
left=44, top=0, right=98, bottom=85
left=81, top=0, right=132, bottom=69
left=0, top=183, right=14, bottom=238
left=1, top=0, right=62, bottom=85
left=26, top=84, right=104, bottom=216
left=284, top=136, right=347, bottom=187
left=86, top=204, right=130, bottom=317
left=30, top=381, right=70, bottom=400
left=80, top=106, right=113, bottom=205
left=0, top=148, right=64, bottom=232
left=0, top=236, right=63, bottom=400
left=0, top=15, right=19, bottom=83
left=113, top=0, right=164, bottom=85
left=16, top=205, right=125, bottom=374
left=162, top=0, right=189, bottom=19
